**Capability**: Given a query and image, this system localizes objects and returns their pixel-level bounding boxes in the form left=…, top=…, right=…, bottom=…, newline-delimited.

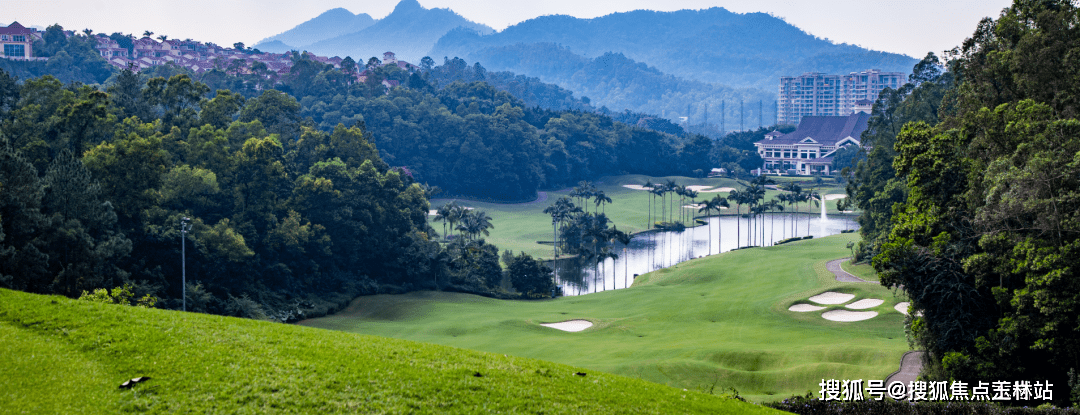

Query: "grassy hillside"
left=431, top=174, right=851, bottom=259
left=302, top=233, right=907, bottom=403
left=0, top=288, right=777, bottom=414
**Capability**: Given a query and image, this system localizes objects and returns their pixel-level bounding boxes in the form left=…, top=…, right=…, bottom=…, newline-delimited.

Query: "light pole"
left=180, top=217, right=191, bottom=312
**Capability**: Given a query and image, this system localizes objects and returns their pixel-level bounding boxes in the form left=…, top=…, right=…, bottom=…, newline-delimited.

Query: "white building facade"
left=755, top=112, right=870, bottom=175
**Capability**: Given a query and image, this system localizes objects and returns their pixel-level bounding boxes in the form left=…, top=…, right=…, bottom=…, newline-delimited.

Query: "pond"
left=553, top=213, right=859, bottom=296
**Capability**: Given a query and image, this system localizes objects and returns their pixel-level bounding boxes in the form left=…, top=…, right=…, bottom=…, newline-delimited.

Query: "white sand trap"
left=698, top=187, right=736, bottom=193
left=822, top=310, right=878, bottom=322
left=683, top=204, right=706, bottom=210
left=789, top=303, right=826, bottom=312
left=846, top=299, right=884, bottom=309
left=429, top=207, right=474, bottom=215
left=808, top=292, right=856, bottom=305
left=622, top=184, right=653, bottom=190
left=823, top=194, right=848, bottom=200
left=685, top=185, right=714, bottom=192
left=895, top=302, right=910, bottom=315
left=540, top=320, right=593, bottom=332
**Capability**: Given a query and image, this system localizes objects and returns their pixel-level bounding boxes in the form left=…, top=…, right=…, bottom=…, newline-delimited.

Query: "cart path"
left=885, top=351, right=925, bottom=392
left=827, top=258, right=878, bottom=284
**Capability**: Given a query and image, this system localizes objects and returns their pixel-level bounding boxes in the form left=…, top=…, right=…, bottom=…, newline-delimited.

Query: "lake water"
left=553, top=214, right=859, bottom=296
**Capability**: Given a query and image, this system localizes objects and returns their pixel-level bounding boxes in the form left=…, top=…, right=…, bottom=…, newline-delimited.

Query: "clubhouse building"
left=754, top=112, right=870, bottom=176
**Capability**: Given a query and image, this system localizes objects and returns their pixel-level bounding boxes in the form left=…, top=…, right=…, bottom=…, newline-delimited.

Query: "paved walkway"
left=885, top=351, right=926, bottom=391
left=827, top=258, right=919, bottom=393
left=826, top=258, right=878, bottom=283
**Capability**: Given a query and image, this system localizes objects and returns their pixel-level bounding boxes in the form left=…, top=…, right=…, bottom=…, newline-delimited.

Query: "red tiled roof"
left=0, top=21, right=33, bottom=35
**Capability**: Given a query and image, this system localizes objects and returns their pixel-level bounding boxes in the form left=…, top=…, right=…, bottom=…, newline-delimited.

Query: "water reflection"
left=553, top=214, right=858, bottom=296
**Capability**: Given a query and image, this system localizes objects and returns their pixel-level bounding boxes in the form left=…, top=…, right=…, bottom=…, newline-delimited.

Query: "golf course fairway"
left=302, top=233, right=909, bottom=403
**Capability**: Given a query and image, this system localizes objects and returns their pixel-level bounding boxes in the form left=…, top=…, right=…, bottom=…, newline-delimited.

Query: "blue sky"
left=12, top=0, right=1012, bottom=58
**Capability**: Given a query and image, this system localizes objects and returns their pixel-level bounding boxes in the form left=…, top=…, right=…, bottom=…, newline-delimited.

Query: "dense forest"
left=846, top=0, right=1080, bottom=406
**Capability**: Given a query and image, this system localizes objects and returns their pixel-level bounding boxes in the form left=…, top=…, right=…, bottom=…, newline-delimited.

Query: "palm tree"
left=571, top=181, right=596, bottom=214
left=768, top=199, right=784, bottom=245
left=457, top=210, right=493, bottom=241
left=651, top=186, right=666, bottom=228
left=434, top=204, right=451, bottom=240
left=601, top=225, right=630, bottom=291
left=788, top=184, right=803, bottom=237
left=612, top=227, right=632, bottom=289
left=777, top=193, right=790, bottom=240
left=593, top=190, right=612, bottom=214
left=674, top=185, right=687, bottom=224
left=446, top=202, right=467, bottom=240
left=157, top=34, right=168, bottom=42
left=686, top=189, right=699, bottom=225
left=643, top=180, right=655, bottom=229
left=544, top=196, right=579, bottom=266
left=711, top=195, right=729, bottom=252
left=143, top=30, right=154, bottom=38
left=727, top=190, right=745, bottom=248
left=665, top=180, right=678, bottom=223
left=806, top=189, right=819, bottom=237
left=699, top=199, right=717, bottom=253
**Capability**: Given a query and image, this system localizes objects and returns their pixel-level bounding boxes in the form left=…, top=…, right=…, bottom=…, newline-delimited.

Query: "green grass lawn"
left=431, top=174, right=853, bottom=259
left=0, top=289, right=780, bottom=414
left=302, top=233, right=908, bottom=403
left=841, top=259, right=880, bottom=282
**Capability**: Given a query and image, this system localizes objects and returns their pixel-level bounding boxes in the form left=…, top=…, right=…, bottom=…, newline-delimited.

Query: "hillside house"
left=754, top=112, right=870, bottom=175
left=0, top=22, right=40, bottom=60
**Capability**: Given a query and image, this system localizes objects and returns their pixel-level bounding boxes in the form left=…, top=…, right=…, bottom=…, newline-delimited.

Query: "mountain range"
left=431, top=7, right=918, bottom=91
left=255, top=0, right=492, bottom=61
left=256, top=0, right=919, bottom=128
left=256, top=8, right=376, bottom=53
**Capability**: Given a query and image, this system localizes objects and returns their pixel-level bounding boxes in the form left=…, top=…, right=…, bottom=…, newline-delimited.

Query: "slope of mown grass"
left=841, top=259, right=879, bottom=282
left=0, top=289, right=779, bottom=414
left=430, top=174, right=851, bottom=259
left=303, top=233, right=908, bottom=403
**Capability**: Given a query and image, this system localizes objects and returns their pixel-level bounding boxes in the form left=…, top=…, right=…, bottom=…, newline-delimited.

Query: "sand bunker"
left=823, top=194, right=847, bottom=200
left=428, top=206, right=474, bottom=215
left=788, top=303, right=826, bottom=312
left=808, top=292, right=856, bottom=305
left=684, top=185, right=714, bottom=192
left=540, top=320, right=593, bottom=332
left=822, top=310, right=878, bottom=322
left=622, top=184, right=653, bottom=190
left=895, top=302, right=910, bottom=315
left=846, top=299, right=885, bottom=309
left=698, top=187, right=735, bottom=193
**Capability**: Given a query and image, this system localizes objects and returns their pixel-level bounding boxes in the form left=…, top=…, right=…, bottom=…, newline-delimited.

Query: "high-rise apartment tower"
left=776, top=69, right=905, bottom=125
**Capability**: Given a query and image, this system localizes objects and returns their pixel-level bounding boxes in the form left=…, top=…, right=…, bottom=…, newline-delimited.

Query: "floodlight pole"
left=181, top=217, right=190, bottom=312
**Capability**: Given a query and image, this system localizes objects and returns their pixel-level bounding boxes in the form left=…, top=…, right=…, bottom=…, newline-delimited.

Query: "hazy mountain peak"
left=255, top=7, right=376, bottom=50
left=391, top=0, right=425, bottom=15
left=301, top=0, right=491, bottom=62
